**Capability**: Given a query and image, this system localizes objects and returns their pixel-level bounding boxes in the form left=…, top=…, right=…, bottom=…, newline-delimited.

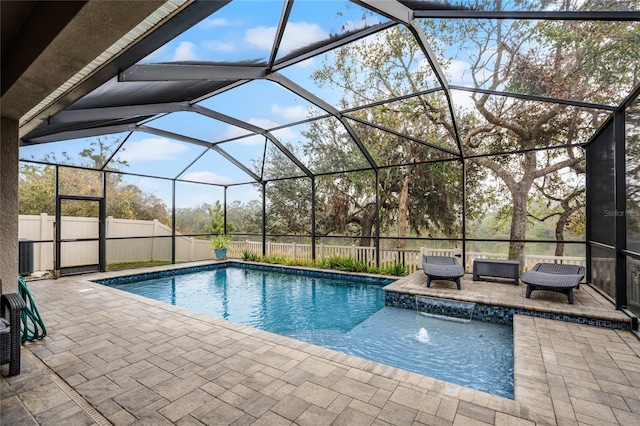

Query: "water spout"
left=414, top=327, right=430, bottom=343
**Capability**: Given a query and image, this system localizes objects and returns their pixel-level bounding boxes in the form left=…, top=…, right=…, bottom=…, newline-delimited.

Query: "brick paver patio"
left=2, top=263, right=640, bottom=425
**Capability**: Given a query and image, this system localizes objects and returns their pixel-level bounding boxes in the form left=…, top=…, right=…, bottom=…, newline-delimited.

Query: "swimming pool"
left=98, top=264, right=514, bottom=398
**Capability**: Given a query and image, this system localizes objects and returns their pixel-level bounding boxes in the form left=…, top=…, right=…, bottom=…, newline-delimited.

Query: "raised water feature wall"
left=385, top=290, right=631, bottom=330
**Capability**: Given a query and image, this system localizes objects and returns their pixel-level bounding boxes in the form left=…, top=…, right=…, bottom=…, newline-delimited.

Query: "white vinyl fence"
left=227, top=241, right=586, bottom=273
left=19, top=214, right=212, bottom=271
left=19, top=214, right=586, bottom=274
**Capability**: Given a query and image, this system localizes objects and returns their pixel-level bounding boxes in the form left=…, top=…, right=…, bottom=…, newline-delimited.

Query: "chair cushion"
left=0, top=318, right=9, bottom=334
left=521, top=271, right=582, bottom=288
left=424, top=263, right=465, bottom=278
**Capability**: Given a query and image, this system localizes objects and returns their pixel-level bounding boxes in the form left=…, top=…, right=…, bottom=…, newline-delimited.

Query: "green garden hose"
left=18, top=276, right=47, bottom=342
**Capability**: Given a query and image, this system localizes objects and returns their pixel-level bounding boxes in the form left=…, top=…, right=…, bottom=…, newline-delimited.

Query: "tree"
left=208, top=200, right=236, bottom=235
left=444, top=0, right=639, bottom=264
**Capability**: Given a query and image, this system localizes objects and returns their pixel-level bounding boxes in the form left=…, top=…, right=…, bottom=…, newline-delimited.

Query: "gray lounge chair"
left=1, top=279, right=26, bottom=376
left=522, top=263, right=586, bottom=304
left=422, top=255, right=465, bottom=290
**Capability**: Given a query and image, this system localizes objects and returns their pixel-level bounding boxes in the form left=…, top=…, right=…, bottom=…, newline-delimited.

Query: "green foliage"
left=210, top=234, right=232, bottom=249
left=242, top=250, right=261, bottom=261
left=208, top=200, right=236, bottom=235
left=238, top=253, right=407, bottom=276
left=322, top=256, right=369, bottom=273
left=379, top=262, right=408, bottom=277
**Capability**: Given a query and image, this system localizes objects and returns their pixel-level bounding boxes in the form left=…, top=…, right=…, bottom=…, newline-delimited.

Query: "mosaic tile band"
left=384, top=291, right=630, bottom=330
left=95, top=261, right=394, bottom=286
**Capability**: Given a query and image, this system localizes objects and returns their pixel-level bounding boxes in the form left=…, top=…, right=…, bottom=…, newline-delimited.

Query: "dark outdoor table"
left=472, top=259, right=520, bottom=285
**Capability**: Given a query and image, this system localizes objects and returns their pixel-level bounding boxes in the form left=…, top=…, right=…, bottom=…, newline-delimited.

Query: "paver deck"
left=2, top=262, right=640, bottom=425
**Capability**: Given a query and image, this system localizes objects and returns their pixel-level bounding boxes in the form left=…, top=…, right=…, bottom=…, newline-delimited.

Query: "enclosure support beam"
left=461, top=159, right=467, bottom=271
left=311, top=177, right=316, bottom=262
left=375, top=170, right=381, bottom=267
left=262, top=182, right=267, bottom=257
left=172, top=180, right=176, bottom=265
left=267, top=0, right=293, bottom=75
left=99, top=173, right=106, bottom=272
left=614, top=111, right=627, bottom=309
left=223, top=187, right=228, bottom=235
left=54, top=166, right=61, bottom=276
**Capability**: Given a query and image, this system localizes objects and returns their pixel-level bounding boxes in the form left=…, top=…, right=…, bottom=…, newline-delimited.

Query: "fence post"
left=190, top=237, right=195, bottom=261
left=292, top=242, right=297, bottom=260
left=37, top=213, right=48, bottom=271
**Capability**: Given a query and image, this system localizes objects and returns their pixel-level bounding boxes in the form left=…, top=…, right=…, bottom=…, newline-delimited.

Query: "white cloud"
left=245, top=22, right=329, bottom=56
left=294, top=58, right=315, bottom=68
left=342, top=17, right=380, bottom=32
left=198, top=17, right=230, bottom=29
left=202, top=40, right=234, bottom=52
left=182, top=171, right=235, bottom=185
left=217, top=125, right=253, bottom=142
left=217, top=118, right=298, bottom=146
left=451, top=89, right=476, bottom=114
left=118, top=138, right=187, bottom=162
left=173, top=41, right=198, bottom=61
left=271, top=104, right=309, bottom=121
left=248, top=117, right=279, bottom=129
left=247, top=118, right=297, bottom=142
left=446, top=59, right=470, bottom=85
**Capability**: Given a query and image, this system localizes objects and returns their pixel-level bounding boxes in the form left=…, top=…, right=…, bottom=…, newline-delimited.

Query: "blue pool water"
left=102, top=266, right=514, bottom=398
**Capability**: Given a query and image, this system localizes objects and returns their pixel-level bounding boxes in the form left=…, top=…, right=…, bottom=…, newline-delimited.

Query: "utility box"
left=19, top=238, right=34, bottom=277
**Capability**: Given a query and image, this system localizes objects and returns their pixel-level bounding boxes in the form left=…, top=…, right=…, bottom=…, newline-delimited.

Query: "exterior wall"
left=1, top=118, right=19, bottom=292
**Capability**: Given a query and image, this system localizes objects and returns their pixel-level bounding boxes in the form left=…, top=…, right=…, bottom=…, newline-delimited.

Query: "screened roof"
left=19, top=0, right=640, bottom=188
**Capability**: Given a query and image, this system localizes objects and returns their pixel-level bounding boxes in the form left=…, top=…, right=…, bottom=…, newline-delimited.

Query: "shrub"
left=380, top=262, right=408, bottom=276
left=242, top=250, right=261, bottom=261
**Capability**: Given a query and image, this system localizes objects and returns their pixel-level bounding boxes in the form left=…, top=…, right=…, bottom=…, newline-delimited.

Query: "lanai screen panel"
left=421, top=14, right=640, bottom=107
left=19, top=133, right=130, bottom=169
left=315, top=170, right=377, bottom=245
left=279, top=24, right=441, bottom=110
left=283, top=117, right=373, bottom=174
left=587, top=121, right=616, bottom=247
left=344, top=118, right=457, bottom=166
left=198, top=80, right=324, bottom=128
left=451, top=94, right=610, bottom=157
left=265, top=178, right=312, bottom=237
left=227, top=184, right=263, bottom=237
left=627, top=97, right=640, bottom=253
left=174, top=181, right=224, bottom=236
left=148, top=111, right=252, bottom=144
left=179, top=148, right=258, bottom=185
left=142, top=0, right=284, bottom=64
left=345, top=91, right=460, bottom=155
left=379, top=161, right=463, bottom=241
left=276, top=0, right=389, bottom=63
left=109, top=132, right=204, bottom=179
